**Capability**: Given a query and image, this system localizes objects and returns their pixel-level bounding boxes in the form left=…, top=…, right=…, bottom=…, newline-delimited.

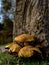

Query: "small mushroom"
left=14, top=34, right=35, bottom=46
left=5, top=43, right=13, bottom=49
left=18, top=45, right=42, bottom=58
left=9, top=43, right=22, bottom=53
left=5, top=43, right=22, bottom=53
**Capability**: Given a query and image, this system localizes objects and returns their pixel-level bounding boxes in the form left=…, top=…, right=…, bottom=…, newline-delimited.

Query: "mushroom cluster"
left=5, top=34, right=42, bottom=58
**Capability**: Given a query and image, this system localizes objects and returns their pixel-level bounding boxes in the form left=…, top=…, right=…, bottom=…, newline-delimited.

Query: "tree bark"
left=14, top=0, right=49, bottom=51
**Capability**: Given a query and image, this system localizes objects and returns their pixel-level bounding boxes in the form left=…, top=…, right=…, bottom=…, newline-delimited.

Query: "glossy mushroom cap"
left=8, top=43, right=22, bottom=53
left=5, top=43, right=13, bottom=49
left=5, top=43, right=22, bottom=53
left=18, top=45, right=42, bottom=58
left=14, top=34, right=35, bottom=43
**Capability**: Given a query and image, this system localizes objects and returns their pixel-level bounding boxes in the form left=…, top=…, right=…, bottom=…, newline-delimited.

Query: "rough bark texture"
left=14, top=0, right=49, bottom=56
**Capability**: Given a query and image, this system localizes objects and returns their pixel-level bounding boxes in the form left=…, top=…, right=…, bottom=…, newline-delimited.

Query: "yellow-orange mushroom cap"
left=14, top=34, right=35, bottom=43
left=5, top=43, right=13, bottom=49
left=8, top=43, right=22, bottom=53
left=18, top=45, right=42, bottom=58
left=5, top=43, right=22, bottom=53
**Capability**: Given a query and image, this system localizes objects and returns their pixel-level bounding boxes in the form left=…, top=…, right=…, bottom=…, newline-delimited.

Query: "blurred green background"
left=0, top=0, right=14, bottom=45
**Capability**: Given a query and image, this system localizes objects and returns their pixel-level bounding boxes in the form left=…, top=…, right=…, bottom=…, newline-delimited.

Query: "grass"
left=0, top=52, right=49, bottom=65
left=0, top=52, right=17, bottom=65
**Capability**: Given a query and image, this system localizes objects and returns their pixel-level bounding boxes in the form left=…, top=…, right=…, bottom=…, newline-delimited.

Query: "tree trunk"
left=13, top=0, right=49, bottom=54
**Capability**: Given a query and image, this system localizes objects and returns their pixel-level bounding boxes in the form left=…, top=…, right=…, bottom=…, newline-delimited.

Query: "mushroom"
left=18, top=45, right=42, bottom=58
left=14, top=34, right=35, bottom=46
left=5, top=43, right=22, bottom=53
left=5, top=43, right=13, bottom=49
